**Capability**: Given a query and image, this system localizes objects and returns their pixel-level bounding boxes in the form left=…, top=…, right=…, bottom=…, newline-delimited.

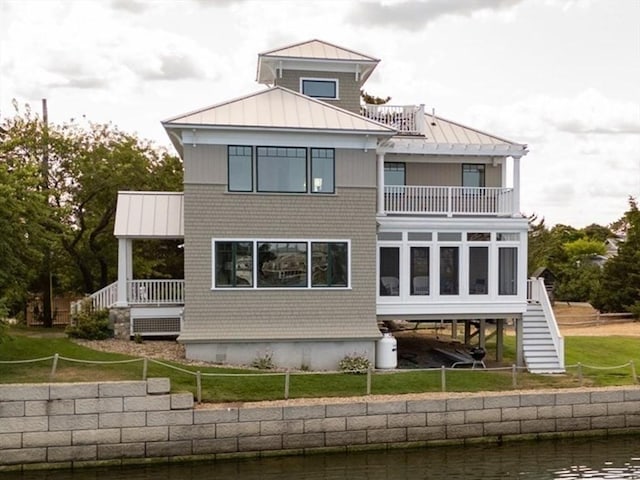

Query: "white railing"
left=527, top=277, right=564, bottom=369
left=127, top=279, right=185, bottom=305
left=363, top=104, right=425, bottom=135
left=70, top=281, right=119, bottom=316
left=384, top=186, right=515, bottom=216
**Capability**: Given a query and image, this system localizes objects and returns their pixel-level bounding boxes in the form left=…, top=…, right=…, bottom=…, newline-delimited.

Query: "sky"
left=1, top=0, right=639, bottom=228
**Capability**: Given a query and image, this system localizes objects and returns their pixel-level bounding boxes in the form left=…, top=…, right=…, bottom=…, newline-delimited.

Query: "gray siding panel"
left=182, top=185, right=378, bottom=341
left=402, top=161, right=502, bottom=188
left=184, top=145, right=227, bottom=185
left=275, top=70, right=363, bottom=114
left=336, top=149, right=376, bottom=188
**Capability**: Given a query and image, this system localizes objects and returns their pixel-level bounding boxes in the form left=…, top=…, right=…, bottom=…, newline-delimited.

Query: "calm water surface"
left=4, top=434, right=640, bottom=479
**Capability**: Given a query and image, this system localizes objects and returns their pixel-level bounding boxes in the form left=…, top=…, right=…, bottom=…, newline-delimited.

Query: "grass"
left=1, top=326, right=639, bottom=403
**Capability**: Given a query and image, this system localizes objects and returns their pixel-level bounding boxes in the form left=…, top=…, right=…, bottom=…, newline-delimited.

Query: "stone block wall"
left=2, top=380, right=640, bottom=471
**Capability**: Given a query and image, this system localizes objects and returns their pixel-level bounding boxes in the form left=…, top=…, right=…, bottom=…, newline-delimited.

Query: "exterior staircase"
left=523, top=278, right=565, bottom=374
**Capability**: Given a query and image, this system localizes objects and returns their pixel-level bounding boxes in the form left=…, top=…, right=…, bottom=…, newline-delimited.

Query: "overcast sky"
left=1, top=0, right=638, bottom=228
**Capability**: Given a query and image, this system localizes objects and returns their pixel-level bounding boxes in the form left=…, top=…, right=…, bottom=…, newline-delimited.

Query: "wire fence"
left=1, top=355, right=638, bottom=404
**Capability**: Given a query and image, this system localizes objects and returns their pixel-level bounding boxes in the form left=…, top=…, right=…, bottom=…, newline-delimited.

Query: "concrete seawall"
left=1, top=379, right=640, bottom=471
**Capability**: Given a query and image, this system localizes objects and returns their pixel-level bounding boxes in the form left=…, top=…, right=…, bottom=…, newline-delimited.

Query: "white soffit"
left=256, top=39, right=380, bottom=84
left=163, top=87, right=395, bottom=134
left=114, top=191, right=184, bottom=239
left=381, top=114, right=528, bottom=157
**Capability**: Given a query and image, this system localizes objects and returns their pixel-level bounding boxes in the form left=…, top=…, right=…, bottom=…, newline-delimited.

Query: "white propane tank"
left=376, top=332, right=397, bottom=369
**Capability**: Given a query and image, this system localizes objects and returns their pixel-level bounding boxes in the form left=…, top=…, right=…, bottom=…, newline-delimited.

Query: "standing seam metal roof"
left=163, top=86, right=395, bottom=133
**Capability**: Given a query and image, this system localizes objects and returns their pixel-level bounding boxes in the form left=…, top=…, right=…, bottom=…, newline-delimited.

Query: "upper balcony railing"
left=362, top=104, right=426, bottom=135
left=384, top=186, right=515, bottom=217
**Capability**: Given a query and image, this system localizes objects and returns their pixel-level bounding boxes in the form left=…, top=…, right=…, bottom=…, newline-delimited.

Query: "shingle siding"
left=275, top=70, right=363, bottom=114
left=181, top=184, right=379, bottom=341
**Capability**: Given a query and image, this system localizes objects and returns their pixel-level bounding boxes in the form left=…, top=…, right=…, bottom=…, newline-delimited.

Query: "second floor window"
left=462, top=164, right=485, bottom=188
left=228, top=146, right=335, bottom=194
left=384, top=162, right=405, bottom=186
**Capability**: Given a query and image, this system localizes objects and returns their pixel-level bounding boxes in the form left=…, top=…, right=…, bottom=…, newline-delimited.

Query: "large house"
left=92, top=40, right=563, bottom=373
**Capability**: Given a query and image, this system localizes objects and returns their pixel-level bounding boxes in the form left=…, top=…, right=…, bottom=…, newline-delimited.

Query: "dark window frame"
left=214, top=241, right=254, bottom=288
left=227, top=145, right=253, bottom=192
left=384, top=162, right=406, bottom=186
left=311, top=241, right=348, bottom=287
left=310, top=148, right=335, bottom=194
left=300, top=78, right=339, bottom=99
left=256, top=146, right=308, bottom=194
left=462, top=164, right=486, bottom=188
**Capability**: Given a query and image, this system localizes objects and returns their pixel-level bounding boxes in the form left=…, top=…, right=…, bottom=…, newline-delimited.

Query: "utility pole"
left=41, top=98, right=53, bottom=328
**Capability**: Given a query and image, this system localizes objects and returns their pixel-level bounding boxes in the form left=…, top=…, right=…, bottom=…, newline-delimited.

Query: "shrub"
left=339, top=353, right=371, bottom=373
left=66, top=308, right=113, bottom=340
left=251, top=351, right=274, bottom=370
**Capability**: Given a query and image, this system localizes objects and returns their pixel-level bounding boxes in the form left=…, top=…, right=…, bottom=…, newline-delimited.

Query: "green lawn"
left=1, top=327, right=639, bottom=403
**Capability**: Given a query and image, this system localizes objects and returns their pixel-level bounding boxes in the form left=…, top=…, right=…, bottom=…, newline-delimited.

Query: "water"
left=3, top=434, right=640, bottom=479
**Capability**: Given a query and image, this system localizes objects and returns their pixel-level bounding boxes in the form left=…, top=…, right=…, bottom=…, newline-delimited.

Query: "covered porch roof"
left=114, top=191, right=184, bottom=239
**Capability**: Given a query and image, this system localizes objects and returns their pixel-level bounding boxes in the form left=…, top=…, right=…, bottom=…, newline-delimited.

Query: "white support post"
left=512, top=156, right=521, bottom=216
left=377, top=153, right=385, bottom=215
left=116, top=238, right=129, bottom=307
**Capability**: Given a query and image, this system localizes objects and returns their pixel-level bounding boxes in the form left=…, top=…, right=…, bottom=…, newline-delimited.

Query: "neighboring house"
left=83, top=40, right=564, bottom=373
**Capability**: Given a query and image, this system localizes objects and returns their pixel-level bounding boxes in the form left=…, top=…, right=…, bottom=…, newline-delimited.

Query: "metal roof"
left=256, top=39, right=380, bottom=85
left=259, top=39, right=379, bottom=62
left=114, top=191, right=184, bottom=239
left=381, top=113, right=528, bottom=156
left=163, top=86, right=395, bottom=134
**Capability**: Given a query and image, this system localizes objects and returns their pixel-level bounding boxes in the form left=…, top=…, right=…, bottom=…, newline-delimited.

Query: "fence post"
left=631, top=360, right=638, bottom=384
left=577, top=362, right=583, bottom=386
left=50, top=353, right=59, bottom=381
left=284, top=370, right=290, bottom=400
left=142, top=358, right=148, bottom=380
left=441, top=365, right=446, bottom=392
left=512, top=364, right=517, bottom=388
left=196, top=371, right=202, bottom=405
left=366, top=366, right=372, bottom=395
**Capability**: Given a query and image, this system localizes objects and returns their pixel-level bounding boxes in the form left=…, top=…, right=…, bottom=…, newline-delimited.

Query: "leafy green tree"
left=0, top=102, right=183, bottom=320
left=591, top=197, right=640, bottom=313
left=563, top=238, right=605, bottom=259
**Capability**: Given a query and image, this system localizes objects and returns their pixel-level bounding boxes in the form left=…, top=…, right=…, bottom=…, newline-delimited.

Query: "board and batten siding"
left=403, top=160, right=502, bottom=188
left=181, top=184, right=379, bottom=342
left=183, top=145, right=377, bottom=189
left=274, top=70, right=363, bottom=114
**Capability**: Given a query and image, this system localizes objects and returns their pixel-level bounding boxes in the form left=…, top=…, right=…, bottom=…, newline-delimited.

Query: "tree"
left=360, top=90, right=391, bottom=105
left=0, top=102, right=183, bottom=320
left=591, top=197, right=640, bottom=314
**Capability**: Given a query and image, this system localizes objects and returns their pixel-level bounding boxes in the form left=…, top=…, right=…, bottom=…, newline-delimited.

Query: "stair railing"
left=528, top=277, right=564, bottom=369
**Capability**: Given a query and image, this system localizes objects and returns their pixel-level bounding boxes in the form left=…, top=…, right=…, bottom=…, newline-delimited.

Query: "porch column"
left=377, top=153, right=385, bottom=215
left=116, top=237, right=131, bottom=307
left=512, top=156, right=521, bottom=215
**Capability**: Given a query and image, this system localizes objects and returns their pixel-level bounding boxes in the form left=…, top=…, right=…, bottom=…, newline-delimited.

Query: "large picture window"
left=228, top=146, right=253, bottom=192
left=311, top=242, right=348, bottom=287
left=258, top=242, right=308, bottom=287
left=301, top=78, right=338, bottom=99
left=213, top=240, right=349, bottom=289
left=215, top=241, right=253, bottom=288
left=257, top=147, right=307, bottom=193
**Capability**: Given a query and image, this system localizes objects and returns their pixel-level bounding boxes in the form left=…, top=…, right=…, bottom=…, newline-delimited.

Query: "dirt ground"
left=70, top=303, right=639, bottom=369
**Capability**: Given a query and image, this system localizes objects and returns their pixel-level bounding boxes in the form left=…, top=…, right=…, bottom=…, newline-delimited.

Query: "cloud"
left=347, top=0, right=525, bottom=30
left=110, top=0, right=149, bottom=14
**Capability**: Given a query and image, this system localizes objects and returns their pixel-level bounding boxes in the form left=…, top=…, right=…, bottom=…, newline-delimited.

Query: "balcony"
left=362, top=104, right=425, bottom=135
left=384, top=186, right=515, bottom=217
